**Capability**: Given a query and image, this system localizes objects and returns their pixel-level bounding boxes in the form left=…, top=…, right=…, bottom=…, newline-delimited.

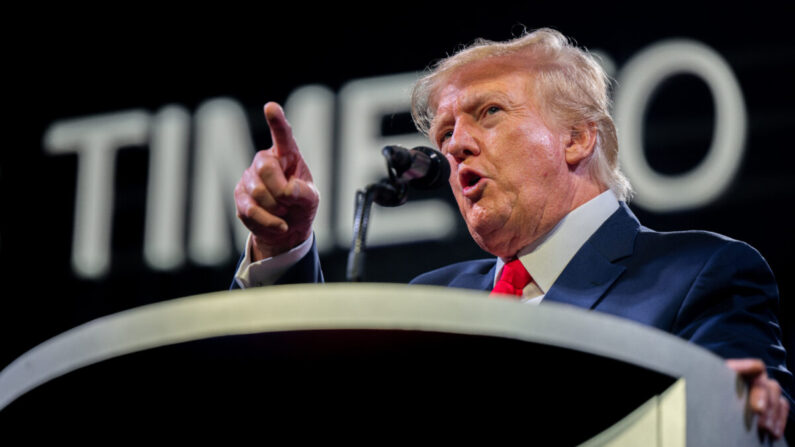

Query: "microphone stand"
left=346, top=148, right=408, bottom=282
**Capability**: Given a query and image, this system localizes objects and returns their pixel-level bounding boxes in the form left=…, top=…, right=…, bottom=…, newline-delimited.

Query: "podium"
left=0, top=284, right=784, bottom=445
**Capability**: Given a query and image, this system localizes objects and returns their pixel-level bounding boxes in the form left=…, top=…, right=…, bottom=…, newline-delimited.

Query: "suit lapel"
left=543, top=203, right=639, bottom=310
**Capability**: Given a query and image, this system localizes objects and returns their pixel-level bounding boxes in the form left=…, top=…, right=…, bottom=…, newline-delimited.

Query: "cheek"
left=445, top=154, right=458, bottom=183
left=445, top=155, right=464, bottom=199
left=510, top=130, right=564, bottom=178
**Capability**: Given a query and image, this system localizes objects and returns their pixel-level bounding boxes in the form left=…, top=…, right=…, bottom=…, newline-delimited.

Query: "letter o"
left=615, top=40, right=746, bottom=212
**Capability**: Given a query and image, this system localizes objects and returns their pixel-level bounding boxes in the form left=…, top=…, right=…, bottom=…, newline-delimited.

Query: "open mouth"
left=460, top=170, right=482, bottom=189
left=459, top=169, right=485, bottom=199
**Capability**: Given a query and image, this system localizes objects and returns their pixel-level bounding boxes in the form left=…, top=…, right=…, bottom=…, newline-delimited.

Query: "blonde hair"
left=411, top=28, right=633, bottom=201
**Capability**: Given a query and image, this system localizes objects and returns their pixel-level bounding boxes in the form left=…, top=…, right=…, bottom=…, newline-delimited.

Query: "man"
left=233, top=28, right=791, bottom=439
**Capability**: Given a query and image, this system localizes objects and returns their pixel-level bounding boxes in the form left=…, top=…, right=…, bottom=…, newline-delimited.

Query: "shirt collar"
left=494, top=190, right=620, bottom=293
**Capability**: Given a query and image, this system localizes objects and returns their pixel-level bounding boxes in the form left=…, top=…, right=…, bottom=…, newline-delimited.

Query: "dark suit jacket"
left=411, top=202, right=793, bottom=427
left=232, top=202, right=793, bottom=427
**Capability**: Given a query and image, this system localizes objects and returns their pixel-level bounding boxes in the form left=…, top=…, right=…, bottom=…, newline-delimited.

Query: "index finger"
left=264, top=102, right=300, bottom=162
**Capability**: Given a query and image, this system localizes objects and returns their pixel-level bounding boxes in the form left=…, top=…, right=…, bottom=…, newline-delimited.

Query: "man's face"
left=429, top=57, right=579, bottom=258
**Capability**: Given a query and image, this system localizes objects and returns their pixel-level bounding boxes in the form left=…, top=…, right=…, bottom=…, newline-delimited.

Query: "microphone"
left=381, top=145, right=451, bottom=190
left=347, top=144, right=450, bottom=280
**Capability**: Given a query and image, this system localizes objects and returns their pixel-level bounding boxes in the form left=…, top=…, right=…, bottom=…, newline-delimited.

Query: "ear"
left=565, top=122, right=598, bottom=166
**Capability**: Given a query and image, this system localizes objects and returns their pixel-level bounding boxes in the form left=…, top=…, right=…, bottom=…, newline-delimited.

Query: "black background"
left=2, top=4, right=794, bottom=378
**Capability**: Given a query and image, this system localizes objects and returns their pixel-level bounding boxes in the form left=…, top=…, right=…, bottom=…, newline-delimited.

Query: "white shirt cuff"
left=234, top=233, right=315, bottom=288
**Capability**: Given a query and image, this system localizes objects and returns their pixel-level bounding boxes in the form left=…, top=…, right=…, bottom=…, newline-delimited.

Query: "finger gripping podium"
left=0, top=284, right=778, bottom=445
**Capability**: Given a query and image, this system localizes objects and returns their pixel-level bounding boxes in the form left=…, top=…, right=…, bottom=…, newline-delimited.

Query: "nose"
left=446, top=119, right=481, bottom=162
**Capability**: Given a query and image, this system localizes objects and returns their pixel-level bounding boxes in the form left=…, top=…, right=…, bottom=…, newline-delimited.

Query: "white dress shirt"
left=494, top=190, right=619, bottom=304
left=234, top=233, right=315, bottom=289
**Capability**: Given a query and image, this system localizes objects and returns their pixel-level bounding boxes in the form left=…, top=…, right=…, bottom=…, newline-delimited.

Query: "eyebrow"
left=430, top=90, right=514, bottom=134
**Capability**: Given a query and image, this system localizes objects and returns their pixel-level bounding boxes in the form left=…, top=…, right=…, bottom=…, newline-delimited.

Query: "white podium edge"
left=0, top=283, right=778, bottom=445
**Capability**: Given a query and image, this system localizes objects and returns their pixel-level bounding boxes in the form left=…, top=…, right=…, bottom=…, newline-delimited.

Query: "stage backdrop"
left=2, top=5, right=793, bottom=374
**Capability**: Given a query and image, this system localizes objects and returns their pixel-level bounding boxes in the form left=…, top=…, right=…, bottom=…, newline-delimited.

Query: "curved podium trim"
left=0, top=283, right=773, bottom=445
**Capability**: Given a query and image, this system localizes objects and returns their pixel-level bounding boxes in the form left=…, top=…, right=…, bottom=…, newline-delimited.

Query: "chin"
left=468, top=227, right=516, bottom=258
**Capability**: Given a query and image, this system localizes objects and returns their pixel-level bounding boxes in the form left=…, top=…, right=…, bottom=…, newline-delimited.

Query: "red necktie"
left=490, top=258, right=532, bottom=297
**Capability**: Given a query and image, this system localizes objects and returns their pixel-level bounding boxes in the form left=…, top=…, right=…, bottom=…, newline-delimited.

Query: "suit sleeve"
left=672, top=240, right=793, bottom=430
left=229, top=236, right=324, bottom=290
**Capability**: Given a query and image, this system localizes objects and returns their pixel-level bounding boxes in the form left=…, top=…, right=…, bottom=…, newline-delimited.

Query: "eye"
left=439, top=129, right=453, bottom=144
left=485, top=105, right=501, bottom=115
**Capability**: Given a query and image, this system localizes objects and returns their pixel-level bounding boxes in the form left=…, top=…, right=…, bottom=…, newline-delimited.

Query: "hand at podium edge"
left=235, top=102, right=319, bottom=261
left=727, top=358, right=789, bottom=440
